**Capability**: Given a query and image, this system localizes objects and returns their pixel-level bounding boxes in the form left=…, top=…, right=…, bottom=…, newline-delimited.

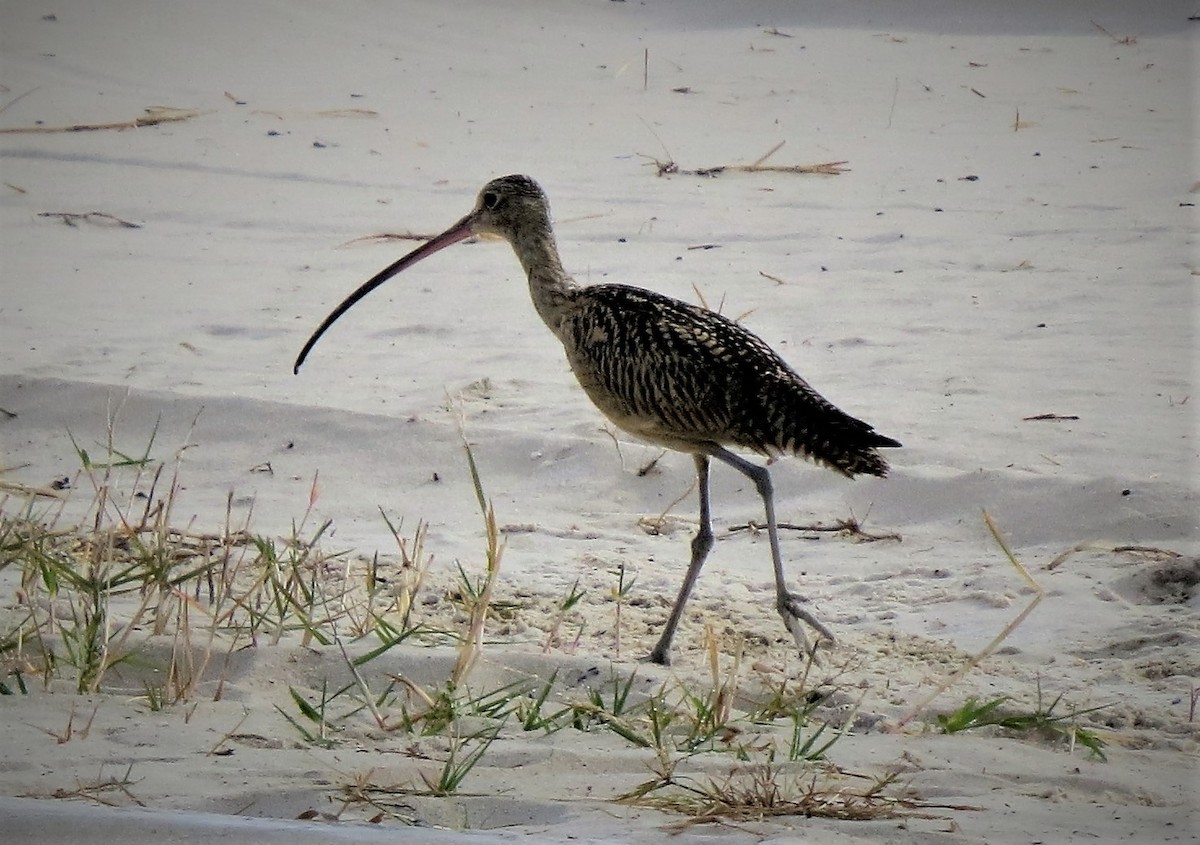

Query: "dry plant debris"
left=339, top=232, right=445, bottom=248
left=645, top=141, right=849, bottom=178
left=37, top=212, right=142, bottom=229
left=898, top=511, right=1045, bottom=725
left=1092, top=20, right=1138, bottom=45
left=252, top=108, right=378, bottom=120
left=1047, top=542, right=1184, bottom=571
left=0, top=106, right=203, bottom=134
left=729, top=515, right=902, bottom=543
left=1022, top=413, right=1080, bottom=421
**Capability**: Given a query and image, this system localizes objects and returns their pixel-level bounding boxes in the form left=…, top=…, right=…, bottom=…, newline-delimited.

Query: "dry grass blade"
left=1091, top=20, right=1137, bottom=45
left=749, top=140, right=787, bottom=167
left=898, top=511, right=1044, bottom=725
left=0, top=87, right=39, bottom=117
left=448, top=410, right=504, bottom=688
left=729, top=514, right=901, bottom=543
left=1022, top=413, right=1079, bottom=421
left=0, top=106, right=203, bottom=134
left=629, top=764, right=961, bottom=826
left=735, top=160, right=850, bottom=175
left=338, top=232, right=444, bottom=248
left=1048, top=541, right=1182, bottom=570
left=29, top=764, right=145, bottom=807
left=37, top=212, right=142, bottom=229
left=0, top=480, right=68, bottom=499
left=648, top=157, right=850, bottom=178
left=251, top=108, right=378, bottom=120
left=642, top=142, right=849, bottom=178
left=314, top=108, right=378, bottom=118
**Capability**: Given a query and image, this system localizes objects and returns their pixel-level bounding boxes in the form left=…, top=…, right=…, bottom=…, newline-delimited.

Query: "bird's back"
left=556, top=284, right=899, bottom=477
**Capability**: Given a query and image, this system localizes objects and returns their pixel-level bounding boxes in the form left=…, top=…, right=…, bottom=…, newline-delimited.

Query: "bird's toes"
left=777, top=591, right=837, bottom=660
left=782, top=613, right=814, bottom=662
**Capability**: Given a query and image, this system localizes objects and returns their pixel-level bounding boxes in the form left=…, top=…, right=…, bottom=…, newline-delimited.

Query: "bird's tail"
left=769, top=407, right=901, bottom=478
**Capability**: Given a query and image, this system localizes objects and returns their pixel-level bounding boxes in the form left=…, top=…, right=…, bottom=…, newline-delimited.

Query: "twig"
left=1048, top=542, right=1181, bottom=571
left=0, top=87, right=40, bottom=116
left=0, top=480, right=68, bottom=500
left=729, top=516, right=901, bottom=543
left=1022, top=413, right=1079, bottom=422
left=315, top=108, right=378, bottom=118
left=37, top=211, right=141, bottom=229
left=34, top=764, right=144, bottom=808
left=1112, top=545, right=1182, bottom=559
left=338, top=232, right=444, bottom=248
left=251, top=108, right=378, bottom=120
left=636, top=450, right=666, bottom=477
left=1046, top=541, right=1109, bottom=570
left=0, top=106, right=203, bottom=134
left=643, top=142, right=848, bottom=178
left=749, top=140, right=786, bottom=168
left=638, top=478, right=697, bottom=536
left=1091, top=20, right=1137, bottom=45
left=206, top=710, right=252, bottom=756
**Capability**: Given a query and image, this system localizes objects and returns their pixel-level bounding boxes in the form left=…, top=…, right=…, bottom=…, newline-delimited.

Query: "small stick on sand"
left=1048, top=542, right=1182, bottom=571
left=0, top=106, right=203, bottom=134
left=1092, top=20, right=1137, bottom=45
left=338, top=232, right=444, bottom=248
left=642, top=141, right=849, bottom=178
left=37, top=211, right=142, bottom=229
left=1022, top=413, right=1079, bottom=421
left=0, top=480, right=68, bottom=500
left=729, top=515, right=901, bottom=543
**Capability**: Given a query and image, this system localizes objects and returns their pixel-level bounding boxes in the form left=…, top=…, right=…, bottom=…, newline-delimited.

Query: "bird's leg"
left=647, top=454, right=714, bottom=665
left=708, top=446, right=836, bottom=660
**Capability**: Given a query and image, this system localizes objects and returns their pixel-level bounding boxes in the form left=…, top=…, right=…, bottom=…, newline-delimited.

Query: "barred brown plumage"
left=295, top=174, right=900, bottom=665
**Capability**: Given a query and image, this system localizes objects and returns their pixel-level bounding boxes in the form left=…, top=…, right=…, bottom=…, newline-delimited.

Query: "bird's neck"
left=509, top=224, right=577, bottom=337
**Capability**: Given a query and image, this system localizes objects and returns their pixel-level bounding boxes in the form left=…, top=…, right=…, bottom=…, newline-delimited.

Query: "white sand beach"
left=1, top=1, right=1197, bottom=842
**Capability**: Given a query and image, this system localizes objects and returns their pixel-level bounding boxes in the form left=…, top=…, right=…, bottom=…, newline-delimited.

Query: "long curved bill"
left=293, top=210, right=479, bottom=374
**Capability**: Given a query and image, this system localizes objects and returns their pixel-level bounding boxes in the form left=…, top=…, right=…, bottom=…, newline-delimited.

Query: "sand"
left=1, top=1, right=1197, bottom=842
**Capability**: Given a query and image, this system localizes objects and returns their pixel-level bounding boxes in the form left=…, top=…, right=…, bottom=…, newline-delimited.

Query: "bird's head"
left=467, top=174, right=551, bottom=243
left=293, top=175, right=549, bottom=374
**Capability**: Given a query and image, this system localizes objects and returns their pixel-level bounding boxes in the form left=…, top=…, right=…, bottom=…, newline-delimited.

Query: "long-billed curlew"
left=295, top=175, right=900, bottom=665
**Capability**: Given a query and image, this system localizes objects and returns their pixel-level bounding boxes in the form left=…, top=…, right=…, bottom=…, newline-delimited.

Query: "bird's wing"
left=559, top=284, right=896, bottom=473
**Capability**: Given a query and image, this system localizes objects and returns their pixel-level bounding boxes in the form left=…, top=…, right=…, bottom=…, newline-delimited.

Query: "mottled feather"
left=558, top=283, right=899, bottom=476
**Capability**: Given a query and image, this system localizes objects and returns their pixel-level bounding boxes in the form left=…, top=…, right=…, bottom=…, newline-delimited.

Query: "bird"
left=295, top=174, right=900, bottom=666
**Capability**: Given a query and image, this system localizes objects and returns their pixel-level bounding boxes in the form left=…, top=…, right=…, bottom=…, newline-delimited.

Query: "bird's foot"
left=640, top=648, right=671, bottom=667
left=777, top=591, right=836, bottom=664
left=642, top=634, right=674, bottom=666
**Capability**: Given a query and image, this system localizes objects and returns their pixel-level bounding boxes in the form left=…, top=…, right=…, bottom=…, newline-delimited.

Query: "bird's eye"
left=481, top=191, right=500, bottom=210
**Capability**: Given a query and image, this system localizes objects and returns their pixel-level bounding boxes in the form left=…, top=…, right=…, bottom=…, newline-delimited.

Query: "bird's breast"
left=583, top=324, right=609, bottom=346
